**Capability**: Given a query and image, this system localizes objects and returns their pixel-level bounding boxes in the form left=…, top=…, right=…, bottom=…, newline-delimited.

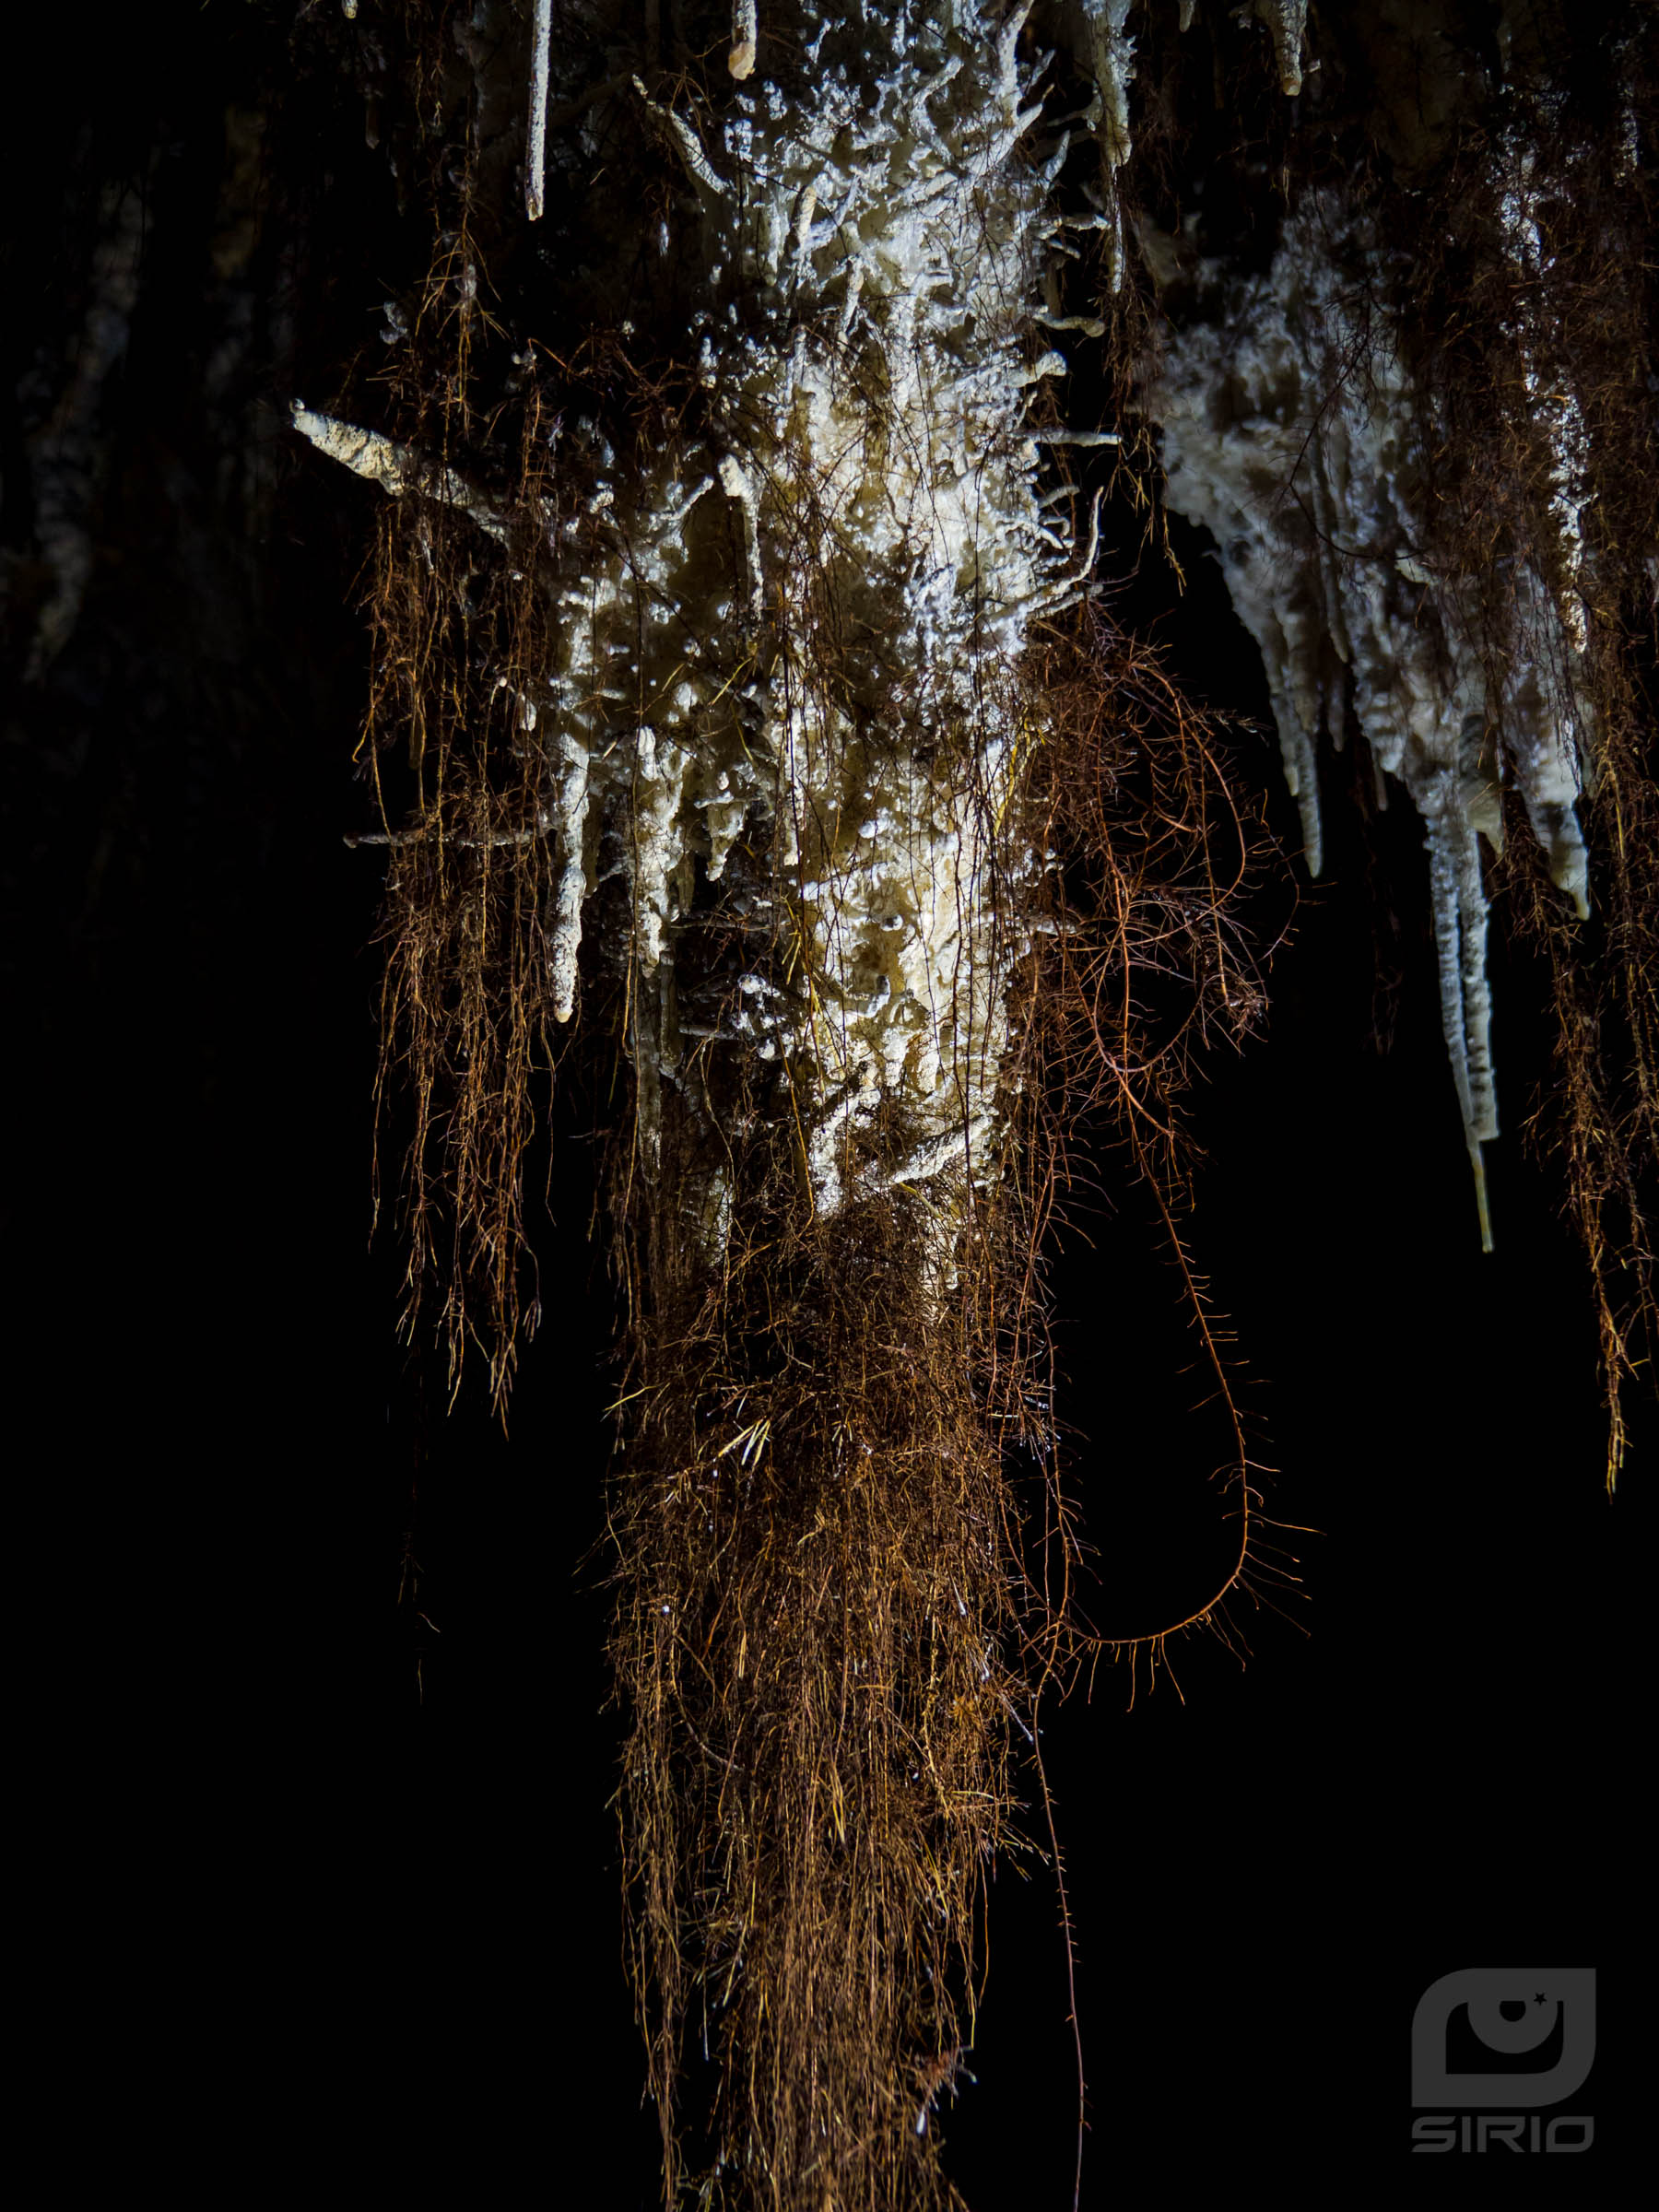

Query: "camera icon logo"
left=1411, top=1968, right=1596, bottom=2109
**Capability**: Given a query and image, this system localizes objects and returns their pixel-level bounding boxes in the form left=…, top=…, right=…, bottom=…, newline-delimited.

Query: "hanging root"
left=612, top=1162, right=1017, bottom=2212
left=1004, top=609, right=1307, bottom=1711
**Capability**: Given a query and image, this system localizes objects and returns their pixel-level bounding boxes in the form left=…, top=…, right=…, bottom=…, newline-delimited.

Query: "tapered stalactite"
left=1145, top=196, right=1593, bottom=1245
left=524, top=0, right=550, bottom=218
left=1135, top=38, right=1650, bottom=1283
left=311, top=4, right=1088, bottom=1251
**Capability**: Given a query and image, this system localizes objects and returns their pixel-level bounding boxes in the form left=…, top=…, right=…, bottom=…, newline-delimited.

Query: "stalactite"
left=1146, top=196, right=1592, bottom=1243
left=310, top=2, right=1088, bottom=1253
left=525, top=0, right=550, bottom=218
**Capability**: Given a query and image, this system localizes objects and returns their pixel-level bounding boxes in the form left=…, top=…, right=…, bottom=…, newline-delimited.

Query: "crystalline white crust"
left=307, top=5, right=1100, bottom=1241
left=1150, top=200, right=1592, bottom=1239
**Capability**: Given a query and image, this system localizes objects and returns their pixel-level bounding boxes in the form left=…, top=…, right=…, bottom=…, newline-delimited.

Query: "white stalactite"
left=1250, top=0, right=1309, bottom=97
left=289, top=403, right=514, bottom=542
left=526, top=0, right=551, bottom=219
left=1148, top=199, right=1592, bottom=1242
left=728, top=0, right=759, bottom=80
left=309, top=5, right=1106, bottom=1253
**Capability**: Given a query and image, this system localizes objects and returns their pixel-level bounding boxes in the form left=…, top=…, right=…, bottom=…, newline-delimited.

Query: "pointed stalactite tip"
left=729, top=0, right=758, bottom=81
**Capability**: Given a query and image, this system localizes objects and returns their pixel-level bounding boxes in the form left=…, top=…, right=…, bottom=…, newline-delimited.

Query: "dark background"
left=6, top=5, right=1646, bottom=2197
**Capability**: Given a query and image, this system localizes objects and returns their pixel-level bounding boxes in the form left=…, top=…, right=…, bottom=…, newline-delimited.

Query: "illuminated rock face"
left=305, top=4, right=1099, bottom=1244
left=301, top=2, right=1602, bottom=1261
left=1149, top=197, right=1592, bottom=1241
left=610, top=2, right=1068, bottom=1224
left=299, top=5, right=1336, bottom=1257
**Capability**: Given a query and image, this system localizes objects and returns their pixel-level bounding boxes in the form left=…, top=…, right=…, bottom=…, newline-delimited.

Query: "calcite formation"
left=305, top=0, right=1613, bottom=1268
left=298, top=2, right=1327, bottom=1255
left=302, top=3, right=1594, bottom=1258
left=301, top=0, right=1100, bottom=1241
left=1149, top=198, right=1592, bottom=1244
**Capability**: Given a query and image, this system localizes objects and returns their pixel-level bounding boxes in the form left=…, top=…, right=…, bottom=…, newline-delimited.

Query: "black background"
left=6, top=6, right=1647, bottom=2197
